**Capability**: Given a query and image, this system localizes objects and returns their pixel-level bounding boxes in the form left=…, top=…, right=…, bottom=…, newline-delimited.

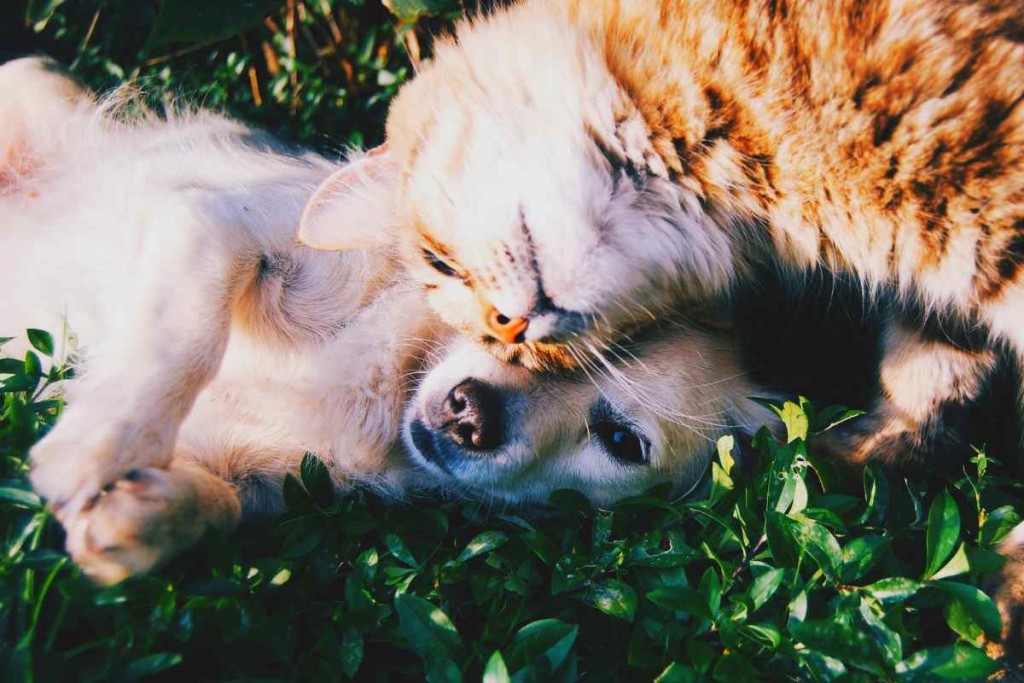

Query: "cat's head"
left=299, top=3, right=737, bottom=370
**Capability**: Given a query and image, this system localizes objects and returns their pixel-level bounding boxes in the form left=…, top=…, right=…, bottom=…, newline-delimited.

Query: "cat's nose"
left=438, top=379, right=504, bottom=451
left=484, top=304, right=529, bottom=344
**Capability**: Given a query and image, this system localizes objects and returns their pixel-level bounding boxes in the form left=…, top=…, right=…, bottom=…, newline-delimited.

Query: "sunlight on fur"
left=1, top=57, right=773, bottom=584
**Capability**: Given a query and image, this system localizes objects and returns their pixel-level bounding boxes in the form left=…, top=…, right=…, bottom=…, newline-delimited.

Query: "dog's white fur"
left=1, top=58, right=770, bottom=584
left=1, top=58, right=438, bottom=582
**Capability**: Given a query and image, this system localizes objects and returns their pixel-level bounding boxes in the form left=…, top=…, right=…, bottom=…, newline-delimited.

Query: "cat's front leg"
left=29, top=200, right=255, bottom=517
left=815, top=318, right=997, bottom=471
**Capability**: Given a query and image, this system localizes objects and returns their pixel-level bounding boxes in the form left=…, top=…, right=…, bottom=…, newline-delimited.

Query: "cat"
left=298, top=0, right=1024, bottom=467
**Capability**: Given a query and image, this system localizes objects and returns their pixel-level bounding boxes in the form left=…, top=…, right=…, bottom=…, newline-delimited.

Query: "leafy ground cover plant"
left=1, top=330, right=1021, bottom=681
left=2, top=2, right=1023, bottom=680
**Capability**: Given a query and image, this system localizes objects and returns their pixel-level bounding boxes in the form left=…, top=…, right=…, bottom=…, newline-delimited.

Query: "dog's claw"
left=63, top=467, right=200, bottom=585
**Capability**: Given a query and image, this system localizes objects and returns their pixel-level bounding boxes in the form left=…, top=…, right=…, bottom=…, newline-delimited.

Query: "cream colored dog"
left=0, top=58, right=771, bottom=584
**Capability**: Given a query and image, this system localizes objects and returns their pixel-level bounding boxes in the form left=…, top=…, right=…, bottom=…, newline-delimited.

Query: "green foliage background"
left=1, top=2, right=1022, bottom=681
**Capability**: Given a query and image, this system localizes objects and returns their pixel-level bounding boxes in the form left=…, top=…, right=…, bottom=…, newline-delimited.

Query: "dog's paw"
left=62, top=468, right=205, bottom=585
left=29, top=414, right=173, bottom=518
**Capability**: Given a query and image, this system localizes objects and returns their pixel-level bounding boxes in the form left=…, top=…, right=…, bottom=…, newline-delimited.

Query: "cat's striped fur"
left=300, top=0, right=1023, bottom=467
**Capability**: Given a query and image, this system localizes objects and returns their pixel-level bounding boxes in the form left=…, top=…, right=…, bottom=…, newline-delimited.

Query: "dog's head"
left=402, top=324, right=769, bottom=506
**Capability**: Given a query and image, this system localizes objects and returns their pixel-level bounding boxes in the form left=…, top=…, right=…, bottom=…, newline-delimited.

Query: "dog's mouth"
left=407, top=419, right=455, bottom=475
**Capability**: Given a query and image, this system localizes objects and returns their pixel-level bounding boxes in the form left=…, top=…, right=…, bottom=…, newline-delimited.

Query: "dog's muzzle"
left=409, top=379, right=506, bottom=472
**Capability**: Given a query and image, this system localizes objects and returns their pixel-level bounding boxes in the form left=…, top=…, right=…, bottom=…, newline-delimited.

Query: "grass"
left=2, top=1, right=1022, bottom=680
left=1, top=331, right=1021, bottom=681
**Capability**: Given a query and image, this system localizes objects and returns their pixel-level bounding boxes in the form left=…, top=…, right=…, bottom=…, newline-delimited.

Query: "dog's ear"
left=0, top=57, right=91, bottom=187
left=298, top=145, right=400, bottom=251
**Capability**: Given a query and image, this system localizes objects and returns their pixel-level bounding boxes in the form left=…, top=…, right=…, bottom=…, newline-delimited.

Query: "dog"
left=0, top=58, right=779, bottom=584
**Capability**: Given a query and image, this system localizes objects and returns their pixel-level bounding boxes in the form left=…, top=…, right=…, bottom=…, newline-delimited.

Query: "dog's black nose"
left=437, top=379, right=504, bottom=451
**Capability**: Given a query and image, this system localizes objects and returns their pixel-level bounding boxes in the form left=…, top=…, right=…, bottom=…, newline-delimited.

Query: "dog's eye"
left=593, top=418, right=650, bottom=466
left=422, top=248, right=459, bottom=278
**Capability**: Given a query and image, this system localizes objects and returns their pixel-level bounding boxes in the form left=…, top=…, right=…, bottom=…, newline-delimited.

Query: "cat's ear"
left=298, top=145, right=400, bottom=251
left=0, top=57, right=91, bottom=186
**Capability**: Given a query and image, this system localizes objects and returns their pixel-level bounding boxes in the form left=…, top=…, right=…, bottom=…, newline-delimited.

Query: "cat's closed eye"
left=422, top=248, right=459, bottom=279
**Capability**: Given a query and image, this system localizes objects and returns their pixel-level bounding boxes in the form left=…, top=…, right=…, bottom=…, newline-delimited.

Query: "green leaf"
left=626, top=530, right=701, bottom=567
left=647, top=587, right=712, bottom=620
left=841, top=535, right=889, bottom=583
left=894, top=644, right=999, bottom=681
left=933, top=581, right=1002, bottom=641
left=773, top=399, right=809, bottom=443
left=299, top=452, right=334, bottom=508
left=812, top=405, right=865, bottom=433
left=712, top=651, right=758, bottom=682
left=23, top=352, right=42, bottom=378
left=26, top=329, right=53, bottom=357
left=394, top=595, right=463, bottom=683
left=765, top=511, right=799, bottom=568
left=3, top=373, right=39, bottom=394
left=747, top=567, right=784, bottom=611
left=584, top=579, right=637, bottom=622
left=980, top=506, right=1021, bottom=547
left=655, top=662, right=698, bottom=683
left=686, top=640, right=715, bottom=675
left=966, top=547, right=1006, bottom=575
left=341, top=628, right=363, bottom=679
left=281, top=527, right=324, bottom=559
left=505, top=619, right=578, bottom=682
left=187, top=577, right=244, bottom=597
left=863, top=577, right=922, bottom=604
left=483, top=651, right=511, bottom=683
left=698, top=568, right=722, bottom=617
left=709, top=462, right=735, bottom=505
left=386, top=534, right=418, bottom=567
left=787, top=590, right=808, bottom=629
left=931, top=543, right=970, bottom=581
left=790, top=618, right=886, bottom=676
left=122, top=652, right=183, bottom=681
left=382, top=0, right=461, bottom=23
left=25, top=0, right=65, bottom=30
left=800, top=651, right=849, bottom=679
left=717, top=434, right=736, bottom=475
left=457, top=531, right=508, bottom=561
left=924, top=490, right=960, bottom=579
left=282, top=472, right=312, bottom=511
left=859, top=596, right=902, bottom=665
left=0, top=486, right=42, bottom=509
left=0, top=358, right=25, bottom=375
left=744, top=623, right=783, bottom=650
left=547, top=489, right=594, bottom=517
left=787, top=514, right=842, bottom=581
left=858, top=463, right=889, bottom=526
left=147, top=0, right=285, bottom=48
left=944, top=598, right=985, bottom=646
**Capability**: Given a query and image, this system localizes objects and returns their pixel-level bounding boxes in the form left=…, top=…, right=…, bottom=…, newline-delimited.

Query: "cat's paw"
left=62, top=468, right=204, bottom=585
left=992, top=525, right=1024, bottom=657
left=29, top=414, right=173, bottom=519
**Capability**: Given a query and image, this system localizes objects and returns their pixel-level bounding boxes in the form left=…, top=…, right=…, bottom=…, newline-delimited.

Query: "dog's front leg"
left=30, top=199, right=255, bottom=519
left=62, top=458, right=242, bottom=584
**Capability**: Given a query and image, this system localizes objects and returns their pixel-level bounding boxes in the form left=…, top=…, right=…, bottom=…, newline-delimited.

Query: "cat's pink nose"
left=484, top=305, right=529, bottom=345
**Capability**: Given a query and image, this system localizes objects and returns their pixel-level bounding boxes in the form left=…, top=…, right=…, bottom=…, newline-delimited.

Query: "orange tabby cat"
left=300, top=0, right=1022, bottom=466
